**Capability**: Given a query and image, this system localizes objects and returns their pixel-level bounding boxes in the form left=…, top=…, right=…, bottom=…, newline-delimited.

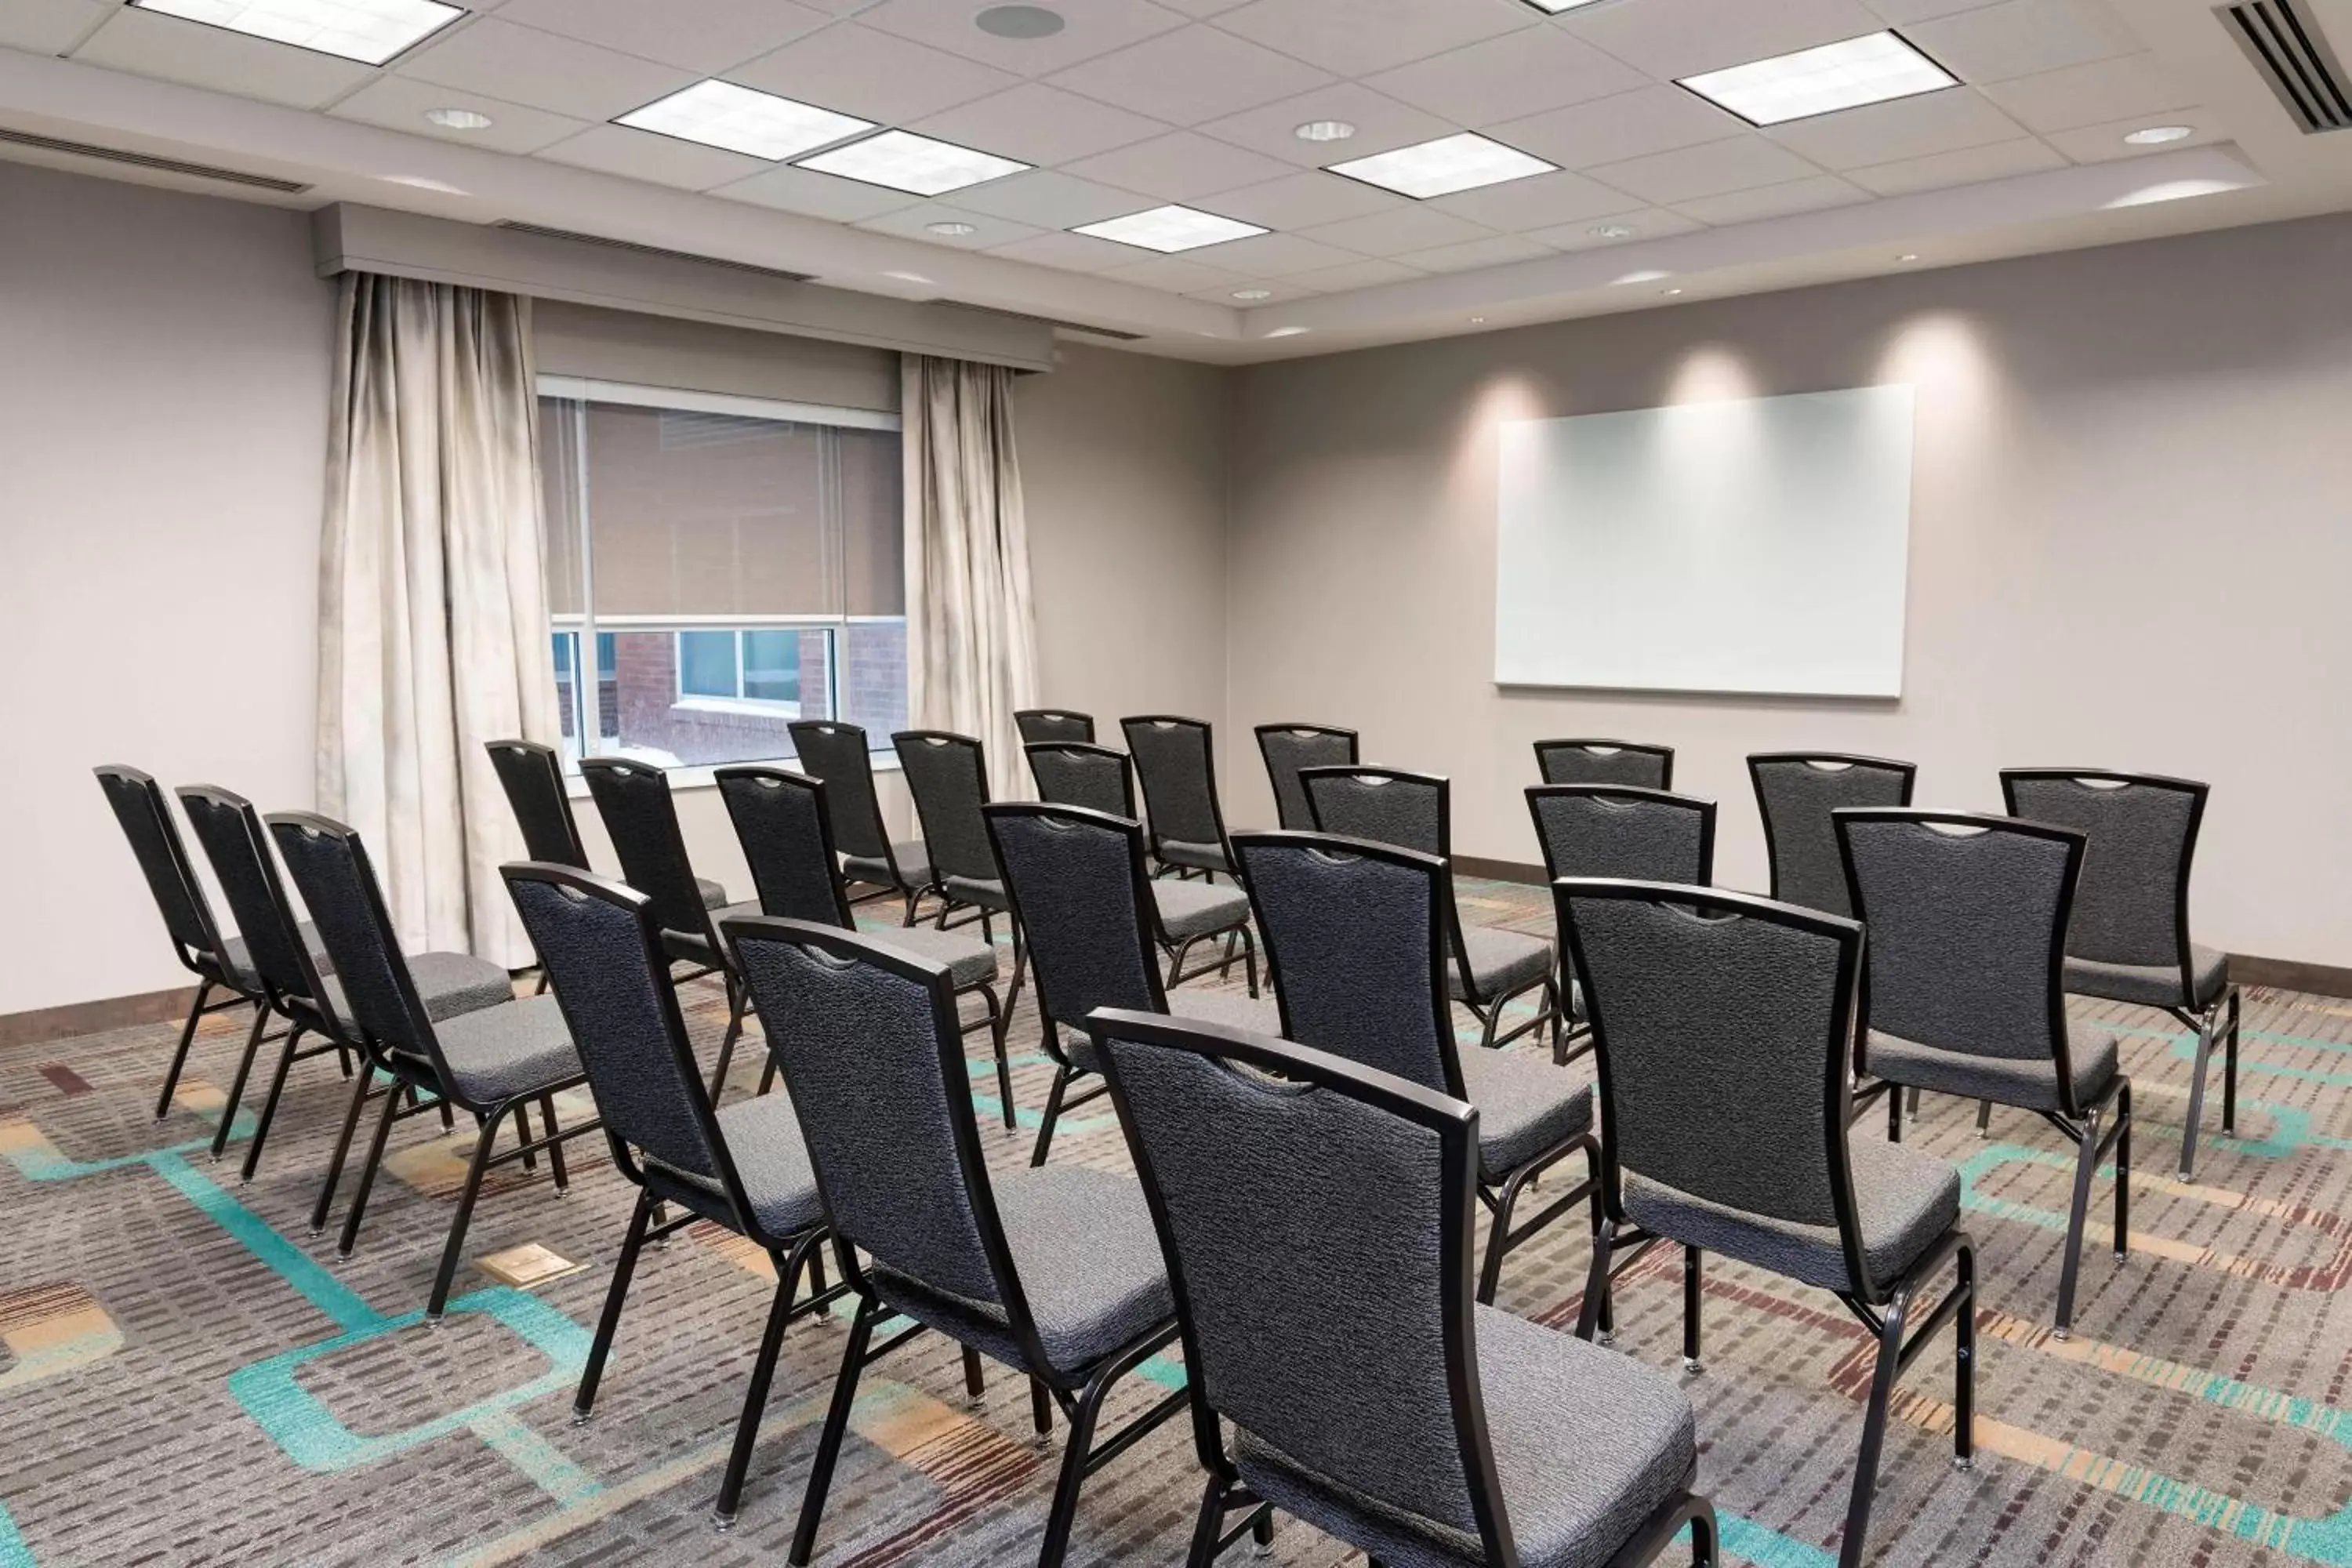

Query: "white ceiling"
left=2, top=0, right=2350, bottom=360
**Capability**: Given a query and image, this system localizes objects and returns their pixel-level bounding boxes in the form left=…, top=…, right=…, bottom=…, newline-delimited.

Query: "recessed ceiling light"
left=380, top=174, right=466, bottom=194
left=129, top=0, right=462, bottom=64
left=1895, top=252, right=1918, bottom=261
left=1662, top=287, right=1683, bottom=296
left=423, top=107, right=493, bottom=132
left=1073, top=205, right=1268, bottom=254
left=882, top=270, right=934, bottom=285
left=1327, top=132, right=1556, bottom=199
left=2124, top=124, right=2194, bottom=144
left=1611, top=268, right=1671, bottom=285
left=797, top=129, right=1029, bottom=196
left=975, top=3, right=1064, bottom=38
left=1588, top=222, right=1637, bottom=239
left=1294, top=120, right=1356, bottom=143
left=927, top=220, right=979, bottom=237
left=616, top=80, right=873, bottom=162
left=1263, top=326, right=1309, bottom=338
left=1679, top=31, right=1956, bottom=126
left=1469, top=315, right=1486, bottom=323
left=2103, top=177, right=2245, bottom=209
left=1232, top=288, right=1273, bottom=300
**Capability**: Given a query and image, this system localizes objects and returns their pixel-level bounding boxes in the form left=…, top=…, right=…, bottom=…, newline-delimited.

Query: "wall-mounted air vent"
left=949, top=304, right=1147, bottom=342
left=0, top=127, right=310, bottom=192
left=494, top=223, right=815, bottom=282
left=2223, top=0, right=2352, bottom=132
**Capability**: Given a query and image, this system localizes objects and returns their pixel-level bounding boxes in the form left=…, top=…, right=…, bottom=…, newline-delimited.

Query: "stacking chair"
left=268, top=813, right=599, bottom=1317
left=1838, top=810, right=2128, bottom=1338
left=1526, top=785, right=1716, bottom=1064
left=1089, top=1008, right=1717, bottom=1568
left=715, top=765, right=1013, bottom=1124
left=579, top=758, right=762, bottom=1098
left=723, top=920, right=1185, bottom=1568
left=1014, top=708, right=1095, bottom=745
left=1122, top=715, right=1245, bottom=881
left=486, top=739, right=731, bottom=909
left=2002, top=770, right=2238, bottom=1179
left=1557, top=880, right=1973, bottom=1568
left=1534, top=738, right=1675, bottom=790
left=1747, top=753, right=1916, bottom=917
left=1232, top=831, right=1594, bottom=1304
left=986, top=803, right=1269, bottom=1164
left=1301, top=766, right=1557, bottom=1050
left=503, top=863, right=843, bottom=1529
left=1252, top=722, right=1356, bottom=831
left=894, top=730, right=1027, bottom=1014
left=176, top=785, right=510, bottom=1183
left=1025, top=742, right=1136, bottom=818
left=789, top=719, right=933, bottom=923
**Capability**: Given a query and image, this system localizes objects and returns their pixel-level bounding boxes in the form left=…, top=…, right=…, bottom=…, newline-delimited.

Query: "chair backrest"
left=1300, top=766, right=1450, bottom=860
left=893, top=731, right=998, bottom=885
left=1254, top=724, right=1359, bottom=832
left=1555, top=880, right=1875, bottom=1294
left=1120, top=715, right=1228, bottom=852
left=1088, top=1009, right=1511, bottom=1563
left=485, top=739, right=589, bottom=868
left=265, top=812, right=448, bottom=1079
left=579, top=758, right=711, bottom=940
left=506, top=862, right=757, bottom=1229
left=727, top=919, right=1034, bottom=1338
left=985, top=804, right=1167, bottom=1033
left=1838, top=811, right=2085, bottom=1093
left=1526, top=786, right=1715, bottom=886
left=1748, top=753, right=1917, bottom=917
left=1014, top=708, right=1095, bottom=745
left=715, top=766, right=853, bottom=928
left=1025, top=742, right=1137, bottom=819
left=787, top=720, right=893, bottom=862
left=176, top=785, right=330, bottom=1017
left=1534, top=739, right=1675, bottom=791
left=93, top=764, right=223, bottom=971
left=2000, top=770, right=2207, bottom=975
left=1231, top=832, right=1457, bottom=1097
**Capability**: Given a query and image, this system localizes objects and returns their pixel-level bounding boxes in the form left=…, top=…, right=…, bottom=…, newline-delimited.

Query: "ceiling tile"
left=952, top=169, right=1155, bottom=227
left=1282, top=256, right=1425, bottom=290
left=1903, top=0, right=2138, bottom=83
left=731, top=24, right=1018, bottom=123
left=493, top=0, right=829, bottom=74
left=1364, top=25, right=1644, bottom=125
left=71, top=9, right=372, bottom=109
left=1526, top=206, right=1704, bottom=248
left=1102, top=254, right=1247, bottom=290
left=2043, top=110, right=2223, bottom=163
left=1192, top=230, right=1367, bottom=274
left=1978, top=53, right=2193, bottom=133
left=1494, top=86, right=1750, bottom=171
left=1843, top=134, right=2064, bottom=193
left=982, top=229, right=1147, bottom=271
left=910, top=82, right=1168, bottom=165
left=1194, top=83, right=1457, bottom=167
left=1428, top=168, right=1635, bottom=231
left=1392, top=233, right=1555, bottom=272
left=1768, top=87, right=2027, bottom=169
left=1062, top=132, right=1297, bottom=201
left=1160, top=0, right=1253, bottom=13
left=1209, top=170, right=1407, bottom=228
left=398, top=18, right=696, bottom=122
left=1048, top=24, right=1334, bottom=125
left=795, top=0, right=891, bottom=13
left=0, top=0, right=107, bottom=55
left=1561, top=0, right=1884, bottom=79
left=1672, top=172, right=1871, bottom=223
left=857, top=0, right=1187, bottom=75
left=535, top=123, right=771, bottom=189
left=1863, top=0, right=2005, bottom=20
left=1587, top=136, right=1824, bottom=205
left=1298, top=204, right=1493, bottom=257
left=855, top=201, right=1043, bottom=247
left=328, top=76, right=590, bottom=154
left=715, top=163, right=928, bottom=220
left=1209, top=0, right=1536, bottom=79
left=1188, top=278, right=1316, bottom=303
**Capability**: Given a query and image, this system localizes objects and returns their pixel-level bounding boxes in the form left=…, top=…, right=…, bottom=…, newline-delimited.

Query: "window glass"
left=677, top=630, right=739, bottom=699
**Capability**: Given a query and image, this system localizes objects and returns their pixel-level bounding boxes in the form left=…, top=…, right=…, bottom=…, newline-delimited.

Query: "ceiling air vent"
left=948, top=304, right=1147, bottom=342
left=0, top=127, right=309, bottom=192
left=2223, top=0, right=2352, bottom=132
left=495, top=223, right=815, bottom=282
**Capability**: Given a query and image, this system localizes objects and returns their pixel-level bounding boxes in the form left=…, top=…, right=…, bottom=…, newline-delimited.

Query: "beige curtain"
left=903, top=354, right=1040, bottom=802
left=317, top=274, right=557, bottom=967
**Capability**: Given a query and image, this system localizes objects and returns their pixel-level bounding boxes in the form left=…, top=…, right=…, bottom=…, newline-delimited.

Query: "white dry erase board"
left=1494, top=384, right=1915, bottom=699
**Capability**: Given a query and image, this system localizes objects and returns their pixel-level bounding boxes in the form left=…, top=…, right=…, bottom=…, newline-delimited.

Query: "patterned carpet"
left=5, top=876, right=2350, bottom=1566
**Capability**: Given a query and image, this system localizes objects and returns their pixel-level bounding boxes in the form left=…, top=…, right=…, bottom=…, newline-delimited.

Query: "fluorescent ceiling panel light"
left=1327, top=132, right=1555, bottom=199
left=796, top=129, right=1029, bottom=196
left=1073, top=205, right=1267, bottom=253
left=130, top=0, right=463, bottom=64
left=1522, top=0, right=1610, bottom=10
left=1678, top=31, right=1955, bottom=126
left=617, top=80, right=873, bottom=162
left=2124, top=125, right=2194, bottom=144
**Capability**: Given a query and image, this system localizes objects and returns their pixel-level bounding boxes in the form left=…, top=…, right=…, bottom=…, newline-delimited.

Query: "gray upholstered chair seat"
left=695, top=876, right=731, bottom=909
left=318, top=951, right=511, bottom=1029
left=1456, top=1052, right=1593, bottom=1174
left=873, top=1165, right=1171, bottom=1380
left=1448, top=925, right=1553, bottom=1003
left=644, top=1092, right=823, bottom=1240
left=1157, top=837, right=1235, bottom=873
left=1167, top=988, right=1282, bottom=1036
left=663, top=902, right=762, bottom=967
left=941, top=873, right=1009, bottom=911
left=1235, top=1305, right=1695, bottom=1568
left=843, top=842, right=932, bottom=890
left=2066, top=944, right=2227, bottom=1009
left=218, top=922, right=330, bottom=992
left=862, top=924, right=1000, bottom=987
left=1152, top=878, right=1252, bottom=942
left=420, top=995, right=582, bottom=1105
left=1865, top=1025, right=2120, bottom=1113
left=1625, top=1138, right=1960, bottom=1294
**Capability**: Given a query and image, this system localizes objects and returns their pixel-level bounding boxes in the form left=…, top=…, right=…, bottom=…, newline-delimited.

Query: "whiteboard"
left=1494, top=384, right=1915, bottom=699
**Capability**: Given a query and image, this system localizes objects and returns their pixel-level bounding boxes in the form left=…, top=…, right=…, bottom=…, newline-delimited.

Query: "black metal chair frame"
left=720, top=919, right=1188, bottom=1568
left=2001, top=768, right=2238, bottom=1181
left=789, top=719, right=935, bottom=923
left=1252, top=722, right=1359, bottom=833
left=1122, top=714, right=1241, bottom=882
left=1087, top=1007, right=1719, bottom=1568
left=1533, top=739, right=1677, bottom=790
left=1558, top=879, right=1976, bottom=1568
left=485, top=739, right=593, bottom=993
left=894, top=729, right=1030, bottom=1025
left=1014, top=708, right=1097, bottom=745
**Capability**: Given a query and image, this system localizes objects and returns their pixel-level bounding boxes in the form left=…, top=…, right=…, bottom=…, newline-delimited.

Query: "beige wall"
left=1224, top=214, right=2352, bottom=965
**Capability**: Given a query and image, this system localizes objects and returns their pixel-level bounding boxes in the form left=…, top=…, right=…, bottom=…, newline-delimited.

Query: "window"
left=539, top=379, right=906, bottom=770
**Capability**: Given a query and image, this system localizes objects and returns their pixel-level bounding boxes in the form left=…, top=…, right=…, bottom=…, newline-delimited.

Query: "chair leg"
left=1887, top=1080, right=1904, bottom=1144
left=993, top=998, right=1016, bottom=1134
left=540, top=1093, right=569, bottom=1194
left=239, top=1022, right=310, bottom=1183
left=1185, top=1475, right=1231, bottom=1568
left=426, top=1110, right=503, bottom=1319
left=1165, top=936, right=1196, bottom=992
left=1476, top=1183, right=1515, bottom=1306
left=534, top=968, right=550, bottom=996
left=1838, top=1277, right=1914, bottom=1568
left=902, top=887, right=920, bottom=927
left=1006, top=923, right=1029, bottom=1019
left=709, top=975, right=747, bottom=1104
left=2180, top=1007, right=2216, bottom=1181
left=1217, top=928, right=1240, bottom=981
left=787, top=1295, right=883, bottom=1566
left=1691, top=1504, right=1720, bottom=1566
left=512, top=1103, right=538, bottom=1173
left=1033, top=1065, right=1072, bottom=1167
left=715, top=1249, right=805, bottom=1527
left=1036, top=1370, right=1112, bottom=1568
left=1241, top=926, right=1259, bottom=999
left=1682, top=1244, right=1704, bottom=1374
left=962, top=1346, right=986, bottom=1407
left=311, top=1062, right=377, bottom=1236
left=2053, top=1105, right=2103, bottom=1339
left=1955, top=1240, right=1977, bottom=1473
left=1575, top=1218, right=1617, bottom=1342
left=2223, top=989, right=2241, bottom=1135
left=2114, top=1082, right=2132, bottom=1261
left=1031, top=1377, right=1054, bottom=1442
left=154, top=979, right=218, bottom=1120
left=1976, top=1099, right=1993, bottom=1138
left=1906, top=1085, right=1921, bottom=1123
left=335, top=1073, right=407, bottom=1258
left=211, top=1001, right=274, bottom=1160
left=575, top=1190, right=654, bottom=1421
